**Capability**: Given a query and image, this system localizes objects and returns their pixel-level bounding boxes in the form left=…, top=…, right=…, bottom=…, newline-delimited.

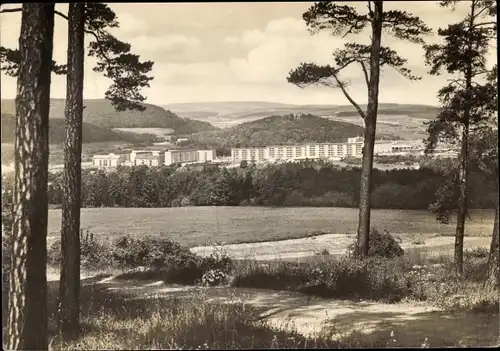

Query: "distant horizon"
left=2, top=3, right=494, bottom=108
left=0, top=97, right=441, bottom=109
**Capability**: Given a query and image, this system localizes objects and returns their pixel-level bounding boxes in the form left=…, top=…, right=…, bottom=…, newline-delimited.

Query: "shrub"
left=47, top=230, right=112, bottom=269
left=347, top=228, right=404, bottom=258
left=111, top=236, right=232, bottom=285
left=464, top=247, right=489, bottom=259
left=298, top=257, right=413, bottom=302
left=233, top=256, right=413, bottom=302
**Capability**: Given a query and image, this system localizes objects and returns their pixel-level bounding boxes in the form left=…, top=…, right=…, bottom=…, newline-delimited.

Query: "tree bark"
left=59, top=3, right=85, bottom=340
left=454, top=1, right=475, bottom=276
left=486, top=193, right=499, bottom=289
left=454, top=122, right=469, bottom=275
left=357, top=1, right=383, bottom=257
left=5, top=4, right=55, bottom=350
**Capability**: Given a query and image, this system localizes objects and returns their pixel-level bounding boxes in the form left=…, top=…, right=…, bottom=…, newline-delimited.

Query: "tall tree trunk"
left=486, top=190, right=499, bottom=289
left=59, top=3, right=85, bottom=340
left=454, top=1, right=475, bottom=276
left=455, top=122, right=469, bottom=275
left=357, top=1, right=383, bottom=257
left=5, top=4, right=55, bottom=350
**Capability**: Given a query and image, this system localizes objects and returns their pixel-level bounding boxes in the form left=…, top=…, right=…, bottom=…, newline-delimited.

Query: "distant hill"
left=1, top=98, right=217, bottom=133
left=1, top=114, right=160, bottom=145
left=179, top=114, right=367, bottom=150
left=164, top=101, right=440, bottom=130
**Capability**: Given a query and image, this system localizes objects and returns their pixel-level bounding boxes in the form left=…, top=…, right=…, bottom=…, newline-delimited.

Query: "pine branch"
left=331, top=74, right=366, bottom=120
left=359, top=61, right=370, bottom=87
left=1, top=3, right=154, bottom=112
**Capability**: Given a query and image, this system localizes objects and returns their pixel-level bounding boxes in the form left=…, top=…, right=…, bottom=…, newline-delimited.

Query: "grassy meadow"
left=47, top=207, right=495, bottom=247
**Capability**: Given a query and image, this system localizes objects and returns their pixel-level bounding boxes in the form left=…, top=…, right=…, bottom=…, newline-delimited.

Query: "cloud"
left=1, top=2, right=496, bottom=106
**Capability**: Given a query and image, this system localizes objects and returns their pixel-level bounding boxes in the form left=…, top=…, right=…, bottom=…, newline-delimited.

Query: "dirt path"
left=190, top=234, right=491, bottom=261
left=82, top=274, right=498, bottom=348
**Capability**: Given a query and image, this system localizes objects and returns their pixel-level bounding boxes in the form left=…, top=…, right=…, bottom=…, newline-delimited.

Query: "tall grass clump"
left=232, top=256, right=413, bottom=302
left=233, top=229, right=410, bottom=302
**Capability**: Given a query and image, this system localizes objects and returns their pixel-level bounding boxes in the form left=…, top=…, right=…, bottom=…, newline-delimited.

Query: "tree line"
left=4, top=162, right=488, bottom=209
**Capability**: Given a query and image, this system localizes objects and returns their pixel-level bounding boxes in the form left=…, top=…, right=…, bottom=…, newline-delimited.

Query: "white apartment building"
left=231, top=140, right=363, bottom=163
left=130, top=150, right=163, bottom=165
left=197, top=149, right=216, bottom=163
left=92, top=153, right=125, bottom=168
left=165, top=149, right=216, bottom=166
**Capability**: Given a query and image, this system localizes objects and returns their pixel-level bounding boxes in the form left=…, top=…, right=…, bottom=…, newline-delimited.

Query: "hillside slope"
left=179, top=114, right=367, bottom=150
left=165, top=101, right=441, bottom=128
left=1, top=98, right=217, bottom=133
left=1, top=114, right=160, bottom=145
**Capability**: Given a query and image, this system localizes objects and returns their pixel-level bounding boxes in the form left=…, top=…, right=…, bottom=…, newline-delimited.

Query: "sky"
left=0, top=2, right=497, bottom=106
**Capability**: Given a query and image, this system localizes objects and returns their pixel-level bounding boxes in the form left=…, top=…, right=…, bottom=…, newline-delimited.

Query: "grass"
left=46, top=207, right=495, bottom=247
left=231, top=248, right=499, bottom=312
left=3, top=232, right=498, bottom=349
left=28, top=283, right=397, bottom=350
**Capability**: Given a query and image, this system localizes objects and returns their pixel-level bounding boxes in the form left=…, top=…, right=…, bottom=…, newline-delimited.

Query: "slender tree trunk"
left=5, top=4, right=55, bottom=350
left=357, top=1, right=383, bottom=257
left=59, top=3, right=85, bottom=340
left=486, top=189, right=499, bottom=288
left=454, top=1, right=475, bottom=276
left=454, top=122, right=469, bottom=275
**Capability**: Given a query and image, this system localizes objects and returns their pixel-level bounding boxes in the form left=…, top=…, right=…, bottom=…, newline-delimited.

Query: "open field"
left=113, top=127, right=175, bottom=137
left=47, top=207, right=495, bottom=247
left=191, top=234, right=492, bottom=261
left=326, top=115, right=429, bottom=140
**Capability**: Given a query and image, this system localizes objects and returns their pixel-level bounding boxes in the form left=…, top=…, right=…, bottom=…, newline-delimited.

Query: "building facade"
left=197, top=149, right=216, bottom=163
left=231, top=139, right=363, bottom=163
left=92, top=153, right=125, bottom=168
left=164, top=149, right=216, bottom=166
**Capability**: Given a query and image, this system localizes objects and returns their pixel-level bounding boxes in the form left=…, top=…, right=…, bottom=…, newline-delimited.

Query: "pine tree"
left=423, top=0, right=496, bottom=275
left=1, top=2, right=154, bottom=339
left=3, top=4, right=55, bottom=350
left=287, top=1, right=430, bottom=256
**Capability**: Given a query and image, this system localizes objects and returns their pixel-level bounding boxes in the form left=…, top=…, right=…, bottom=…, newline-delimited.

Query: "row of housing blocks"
left=92, top=149, right=216, bottom=168
left=92, top=138, right=457, bottom=169
left=229, top=137, right=429, bottom=162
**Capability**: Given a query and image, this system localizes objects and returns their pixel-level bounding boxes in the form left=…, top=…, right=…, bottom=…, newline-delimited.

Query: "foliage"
left=423, top=0, right=497, bottom=225
left=347, top=228, right=404, bottom=258
left=46, top=233, right=232, bottom=285
left=233, top=256, right=414, bottom=302
left=288, top=2, right=431, bottom=120
left=1, top=3, right=154, bottom=113
left=47, top=230, right=113, bottom=269
left=33, top=161, right=497, bottom=210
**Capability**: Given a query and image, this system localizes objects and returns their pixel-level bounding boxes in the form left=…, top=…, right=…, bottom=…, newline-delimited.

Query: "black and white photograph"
left=0, top=1, right=498, bottom=349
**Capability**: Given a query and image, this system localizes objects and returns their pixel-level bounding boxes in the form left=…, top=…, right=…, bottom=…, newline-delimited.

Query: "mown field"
left=47, top=207, right=495, bottom=247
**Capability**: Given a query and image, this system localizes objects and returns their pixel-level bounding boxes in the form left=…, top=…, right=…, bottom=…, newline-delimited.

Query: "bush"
left=111, top=236, right=232, bottom=285
left=464, top=247, right=489, bottom=259
left=233, top=256, right=414, bottom=302
left=47, top=230, right=112, bottom=269
left=347, top=228, right=404, bottom=258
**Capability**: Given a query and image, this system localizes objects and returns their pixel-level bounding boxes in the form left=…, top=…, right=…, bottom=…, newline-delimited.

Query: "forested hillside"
left=0, top=98, right=217, bottom=133
left=1, top=114, right=160, bottom=144
left=179, top=114, right=366, bottom=151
